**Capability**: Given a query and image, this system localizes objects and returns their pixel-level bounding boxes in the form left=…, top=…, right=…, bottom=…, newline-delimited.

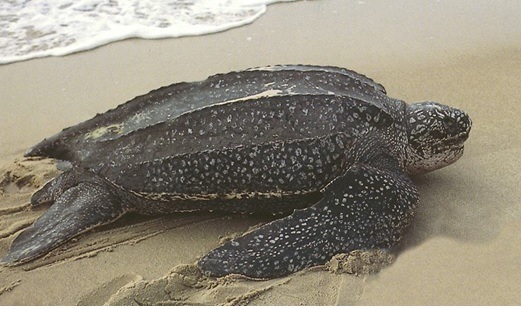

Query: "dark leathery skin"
left=2, top=65, right=471, bottom=279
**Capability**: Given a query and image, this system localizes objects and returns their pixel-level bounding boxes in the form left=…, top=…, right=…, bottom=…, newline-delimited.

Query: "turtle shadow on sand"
left=401, top=167, right=504, bottom=252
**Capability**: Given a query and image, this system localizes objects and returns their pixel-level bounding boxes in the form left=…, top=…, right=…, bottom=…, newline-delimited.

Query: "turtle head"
left=405, top=102, right=471, bottom=174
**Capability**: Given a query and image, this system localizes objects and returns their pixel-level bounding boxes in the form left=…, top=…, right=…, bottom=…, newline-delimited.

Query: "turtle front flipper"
left=198, top=163, right=419, bottom=278
left=1, top=169, right=127, bottom=266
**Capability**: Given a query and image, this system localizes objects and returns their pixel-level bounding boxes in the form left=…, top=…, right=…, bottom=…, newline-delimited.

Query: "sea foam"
left=0, top=0, right=298, bottom=64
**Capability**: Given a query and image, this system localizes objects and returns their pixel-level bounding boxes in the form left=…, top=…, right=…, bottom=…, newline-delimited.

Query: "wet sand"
left=1, top=0, right=520, bottom=305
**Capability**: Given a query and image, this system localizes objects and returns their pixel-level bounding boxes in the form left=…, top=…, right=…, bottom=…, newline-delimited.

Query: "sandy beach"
left=1, top=0, right=521, bottom=305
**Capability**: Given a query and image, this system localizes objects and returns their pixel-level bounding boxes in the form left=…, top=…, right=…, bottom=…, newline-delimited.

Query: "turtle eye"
left=429, top=129, right=448, bottom=140
left=446, top=120, right=462, bottom=137
left=442, top=114, right=470, bottom=139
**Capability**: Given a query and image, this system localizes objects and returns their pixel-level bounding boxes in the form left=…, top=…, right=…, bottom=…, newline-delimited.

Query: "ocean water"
left=0, top=0, right=298, bottom=64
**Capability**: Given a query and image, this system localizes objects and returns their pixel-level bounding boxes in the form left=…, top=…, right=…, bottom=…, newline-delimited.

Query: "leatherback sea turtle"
left=1, top=65, right=471, bottom=278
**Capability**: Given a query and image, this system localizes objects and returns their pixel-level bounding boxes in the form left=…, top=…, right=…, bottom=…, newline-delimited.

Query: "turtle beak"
left=454, top=109, right=472, bottom=143
left=441, top=108, right=472, bottom=149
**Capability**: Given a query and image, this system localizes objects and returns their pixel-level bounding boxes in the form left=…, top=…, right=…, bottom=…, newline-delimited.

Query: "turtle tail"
left=25, top=136, right=74, bottom=161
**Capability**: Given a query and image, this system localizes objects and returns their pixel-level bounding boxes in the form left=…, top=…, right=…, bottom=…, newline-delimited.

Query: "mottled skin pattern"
left=82, top=94, right=394, bottom=174
left=1, top=65, right=471, bottom=279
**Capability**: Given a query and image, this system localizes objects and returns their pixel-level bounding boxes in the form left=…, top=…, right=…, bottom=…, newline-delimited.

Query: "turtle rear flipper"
left=198, top=163, right=419, bottom=279
left=1, top=170, right=126, bottom=266
left=30, top=168, right=88, bottom=207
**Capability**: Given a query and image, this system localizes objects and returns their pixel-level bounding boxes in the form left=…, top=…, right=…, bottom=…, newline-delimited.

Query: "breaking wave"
left=0, top=0, right=298, bottom=64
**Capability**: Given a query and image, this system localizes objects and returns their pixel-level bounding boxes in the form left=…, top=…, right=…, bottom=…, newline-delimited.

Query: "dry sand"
left=1, top=0, right=521, bottom=305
